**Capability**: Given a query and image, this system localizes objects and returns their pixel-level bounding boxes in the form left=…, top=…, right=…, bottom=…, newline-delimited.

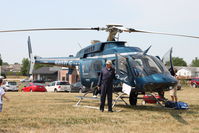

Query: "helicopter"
left=1, top=24, right=199, bottom=105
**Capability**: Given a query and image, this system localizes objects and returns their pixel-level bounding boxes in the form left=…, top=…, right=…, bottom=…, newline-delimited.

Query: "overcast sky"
left=0, top=0, right=199, bottom=65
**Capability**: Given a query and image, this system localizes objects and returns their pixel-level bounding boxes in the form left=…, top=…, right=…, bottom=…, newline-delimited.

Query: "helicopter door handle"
left=85, top=79, right=90, bottom=82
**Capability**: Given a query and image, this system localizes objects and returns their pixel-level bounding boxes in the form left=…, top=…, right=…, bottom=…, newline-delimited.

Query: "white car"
left=3, top=81, right=18, bottom=91
left=45, top=81, right=71, bottom=92
left=20, top=79, right=30, bottom=82
left=0, top=76, right=5, bottom=79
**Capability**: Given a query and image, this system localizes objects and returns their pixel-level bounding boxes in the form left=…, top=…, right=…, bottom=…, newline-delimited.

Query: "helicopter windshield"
left=130, top=55, right=169, bottom=77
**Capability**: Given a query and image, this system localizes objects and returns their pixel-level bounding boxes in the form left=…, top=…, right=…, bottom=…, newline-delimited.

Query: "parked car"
left=22, top=82, right=46, bottom=92
left=0, top=76, right=5, bottom=79
left=20, top=78, right=30, bottom=82
left=3, top=81, right=18, bottom=91
left=70, top=82, right=86, bottom=93
left=33, top=80, right=45, bottom=84
left=190, top=77, right=199, bottom=88
left=45, top=81, right=71, bottom=92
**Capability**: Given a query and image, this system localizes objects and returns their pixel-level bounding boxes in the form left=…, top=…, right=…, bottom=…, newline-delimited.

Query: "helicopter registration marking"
left=115, top=74, right=128, bottom=82
left=54, top=60, right=73, bottom=65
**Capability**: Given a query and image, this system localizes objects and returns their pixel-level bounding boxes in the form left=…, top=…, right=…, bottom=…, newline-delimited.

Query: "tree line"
left=172, top=57, right=199, bottom=67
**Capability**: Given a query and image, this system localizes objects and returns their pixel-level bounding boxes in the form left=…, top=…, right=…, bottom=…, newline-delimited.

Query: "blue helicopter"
left=1, top=24, right=198, bottom=105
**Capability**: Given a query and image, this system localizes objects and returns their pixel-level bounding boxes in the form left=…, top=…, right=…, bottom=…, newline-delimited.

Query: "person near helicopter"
left=97, top=60, right=116, bottom=112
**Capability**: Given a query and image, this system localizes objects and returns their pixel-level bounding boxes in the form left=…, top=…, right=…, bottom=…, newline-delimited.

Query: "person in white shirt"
left=169, top=69, right=178, bottom=102
left=0, top=79, right=9, bottom=112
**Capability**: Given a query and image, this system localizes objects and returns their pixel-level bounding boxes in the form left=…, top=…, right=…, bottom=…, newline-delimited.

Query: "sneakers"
left=93, top=95, right=97, bottom=98
left=100, top=109, right=104, bottom=112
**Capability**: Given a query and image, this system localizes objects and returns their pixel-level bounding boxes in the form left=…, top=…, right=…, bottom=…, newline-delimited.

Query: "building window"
left=62, top=77, right=66, bottom=81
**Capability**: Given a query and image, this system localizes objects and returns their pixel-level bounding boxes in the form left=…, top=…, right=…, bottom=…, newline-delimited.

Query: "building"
left=32, top=66, right=79, bottom=84
left=175, top=66, right=199, bottom=79
left=2, top=63, right=21, bottom=73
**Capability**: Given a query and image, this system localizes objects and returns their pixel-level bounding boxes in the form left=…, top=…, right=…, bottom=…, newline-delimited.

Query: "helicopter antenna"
left=77, top=42, right=82, bottom=49
left=143, top=45, right=152, bottom=55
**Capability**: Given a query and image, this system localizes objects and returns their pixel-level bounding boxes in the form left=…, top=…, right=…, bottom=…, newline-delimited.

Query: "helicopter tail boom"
left=34, top=56, right=80, bottom=68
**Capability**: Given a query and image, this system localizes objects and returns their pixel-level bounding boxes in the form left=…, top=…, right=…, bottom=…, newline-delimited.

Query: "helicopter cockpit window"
left=82, top=60, right=92, bottom=73
left=118, top=58, right=128, bottom=74
left=111, top=59, right=116, bottom=68
left=131, top=55, right=167, bottom=76
left=92, top=60, right=103, bottom=71
left=151, top=56, right=170, bottom=74
left=134, top=59, right=143, bottom=67
left=143, top=56, right=162, bottom=74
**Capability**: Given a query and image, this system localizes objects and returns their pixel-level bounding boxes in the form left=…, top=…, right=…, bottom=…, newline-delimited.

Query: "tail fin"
left=27, top=36, right=35, bottom=76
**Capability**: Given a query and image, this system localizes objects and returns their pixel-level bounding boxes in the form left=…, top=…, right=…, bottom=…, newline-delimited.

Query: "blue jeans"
left=0, top=104, right=3, bottom=112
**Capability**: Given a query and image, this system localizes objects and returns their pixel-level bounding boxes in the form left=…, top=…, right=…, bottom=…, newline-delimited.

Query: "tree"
left=34, top=64, right=52, bottom=70
left=21, top=58, right=30, bottom=76
left=3, top=62, right=9, bottom=65
left=0, top=54, right=2, bottom=66
left=191, top=57, right=199, bottom=67
left=172, top=57, right=187, bottom=66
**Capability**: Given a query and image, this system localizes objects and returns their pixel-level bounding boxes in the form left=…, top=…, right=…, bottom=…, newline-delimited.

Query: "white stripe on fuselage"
left=86, top=51, right=140, bottom=59
left=36, top=58, right=80, bottom=61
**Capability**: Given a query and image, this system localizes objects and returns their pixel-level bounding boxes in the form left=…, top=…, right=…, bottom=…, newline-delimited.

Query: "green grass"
left=0, top=87, right=199, bottom=133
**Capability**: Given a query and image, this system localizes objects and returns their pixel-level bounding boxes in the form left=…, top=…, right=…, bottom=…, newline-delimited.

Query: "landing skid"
left=73, top=105, right=122, bottom=112
left=75, top=90, right=168, bottom=111
left=75, top=91, right=127, bottom=111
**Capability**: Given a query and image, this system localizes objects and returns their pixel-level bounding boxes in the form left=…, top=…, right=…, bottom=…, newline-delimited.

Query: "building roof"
left=175, top=66, right=199, bottom=73
left=33, top=67, right=62, bottom=74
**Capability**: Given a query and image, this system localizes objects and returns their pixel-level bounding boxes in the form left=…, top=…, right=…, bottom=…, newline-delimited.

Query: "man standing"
left=97, top=60, right=115, bottom=112
left=0, top=78, right=9, bottom=112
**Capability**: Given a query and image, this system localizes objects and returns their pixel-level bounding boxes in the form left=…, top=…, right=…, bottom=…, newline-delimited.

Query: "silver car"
left=45, top=81, right=71, bottom=92
left=70, top=82, right=87, bottom=93
left=3, top=81, right=18, bottom=91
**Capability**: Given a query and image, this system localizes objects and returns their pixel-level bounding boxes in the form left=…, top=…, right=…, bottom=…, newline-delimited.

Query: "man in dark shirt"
left=97, top=60, right=115, bottom=112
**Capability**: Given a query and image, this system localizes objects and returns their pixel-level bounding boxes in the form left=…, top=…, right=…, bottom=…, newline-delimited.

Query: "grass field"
left=0, top=87, right=199, bottom=133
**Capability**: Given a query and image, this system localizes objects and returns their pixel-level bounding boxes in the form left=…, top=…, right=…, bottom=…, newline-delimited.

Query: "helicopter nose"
left=141, top=74, right=178, bottom=91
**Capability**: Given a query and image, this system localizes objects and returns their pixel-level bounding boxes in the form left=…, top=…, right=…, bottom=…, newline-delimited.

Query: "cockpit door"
left=115, top=54, right=135, bottom=87
left=162, top=48, right=175, bottom=76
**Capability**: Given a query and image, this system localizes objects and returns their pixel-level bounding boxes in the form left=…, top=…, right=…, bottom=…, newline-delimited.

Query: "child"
left=0, top=79, right=9, bottom=112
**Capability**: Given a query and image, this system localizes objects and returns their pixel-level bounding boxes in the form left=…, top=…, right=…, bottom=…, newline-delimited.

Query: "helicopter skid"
left=75, top=92, right=127, bottom=111
left=73, top=105, right=122, bottom=112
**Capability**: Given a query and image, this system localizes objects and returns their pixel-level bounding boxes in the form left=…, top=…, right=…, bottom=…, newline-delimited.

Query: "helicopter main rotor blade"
left=0, top=25, right=198, bottom=39
left=0, top=27, right=100, bottom=33
left=127, top=28, right=199, bottom=39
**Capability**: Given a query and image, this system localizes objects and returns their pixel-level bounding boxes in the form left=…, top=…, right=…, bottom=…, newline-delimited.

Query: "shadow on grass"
left=169, top=111, right=189, bottom=125
left=189, top=104, right=199, bottom=110
left=43, top=98, right=77, bottom=103
left=116, top=104, right=196, bottom=125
